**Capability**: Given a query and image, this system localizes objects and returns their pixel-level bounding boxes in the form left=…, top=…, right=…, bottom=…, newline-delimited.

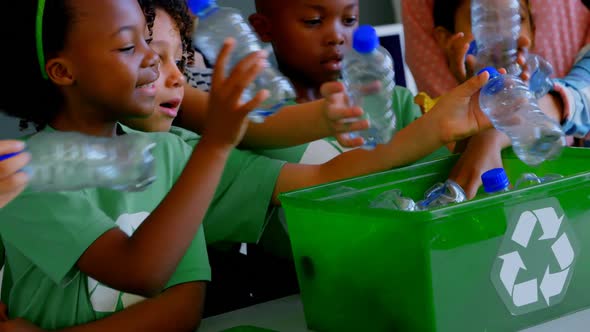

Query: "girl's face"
left=54, top=0, right=160, bottom=123
left=123, top=8, right=186, bottom=132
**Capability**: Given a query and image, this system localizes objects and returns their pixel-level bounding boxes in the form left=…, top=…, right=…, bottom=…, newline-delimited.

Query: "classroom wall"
left=217, top=0, right=398, bottom=25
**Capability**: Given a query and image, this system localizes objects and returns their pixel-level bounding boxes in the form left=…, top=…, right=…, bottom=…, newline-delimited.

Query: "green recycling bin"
left=279, top=148, right=590, bottom=332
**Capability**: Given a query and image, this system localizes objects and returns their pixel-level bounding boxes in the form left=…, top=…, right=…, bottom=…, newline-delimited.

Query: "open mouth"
left=160, top=99, right=180, bottom=109
left=137, top=83, right=155, bottom=89
left=159, top=99, right=181, bottom=117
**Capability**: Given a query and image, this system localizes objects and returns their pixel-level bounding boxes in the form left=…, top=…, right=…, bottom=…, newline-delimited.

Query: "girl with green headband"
left=0, top=0, right=269, bottom=330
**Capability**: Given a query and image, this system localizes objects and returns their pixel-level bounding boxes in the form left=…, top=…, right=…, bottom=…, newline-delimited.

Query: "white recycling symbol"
left=494, top=206, right=577, bottom=313
left=88, top=212, right=149, bottom=313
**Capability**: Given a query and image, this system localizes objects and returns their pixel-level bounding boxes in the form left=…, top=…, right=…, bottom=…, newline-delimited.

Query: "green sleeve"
left=204, top=149, right=285, bottom=244
left=392, top=85, right=422, bottom=130
left=169, top=126, right=285, bottom=244
left=165, top=225, right=211, bottom=286
left=0, top=192, right=115, bottom=285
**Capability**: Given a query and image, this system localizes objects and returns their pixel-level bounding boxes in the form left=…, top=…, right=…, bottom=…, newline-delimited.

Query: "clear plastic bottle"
left=1, top=131, right=157, bottom=192
left=481, top=168, right=511, bottom=194
left=187, top=0, right=296, bottom=123
left=479, top=67, right=565, bottom=166
left=341, top=25, right=396, bottom=150
left=525, top=53, right=555, bottom=99
left=471, top=0, right=521, bottom=75
left=467, top=40, right=554, bottom=99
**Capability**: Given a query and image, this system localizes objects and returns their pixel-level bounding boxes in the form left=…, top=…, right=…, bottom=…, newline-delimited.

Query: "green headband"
left=36, top=0, right=48, bottom=80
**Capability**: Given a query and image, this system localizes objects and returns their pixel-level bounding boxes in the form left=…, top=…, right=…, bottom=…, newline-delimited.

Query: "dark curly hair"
left=0, top=0, right=195, bottom=131
left=138, top=0, right=196, bottom=72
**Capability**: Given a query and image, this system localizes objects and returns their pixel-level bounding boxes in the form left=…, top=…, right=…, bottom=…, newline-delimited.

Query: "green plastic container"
left=280, top=148, right=590, bottom=332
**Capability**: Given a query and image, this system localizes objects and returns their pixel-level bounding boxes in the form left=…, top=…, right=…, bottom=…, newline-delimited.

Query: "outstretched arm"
left=271, top=72, right=492, bottom=204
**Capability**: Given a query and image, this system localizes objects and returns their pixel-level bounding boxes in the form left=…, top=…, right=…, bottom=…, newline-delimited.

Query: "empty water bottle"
left=471, top=0, right=521, bottom=75
left=0, top=132, right=157, bottom=192
left=467, top=40, right=554, bottom=99
left=525, top=53, right=555, bottom=99
left=342, top=25, right=396, bottom=150
left=188, top=0, right=296, bottom=123
left=479, top=67, right=565, bottom=166
left=481, top=168, right=511, bottom=194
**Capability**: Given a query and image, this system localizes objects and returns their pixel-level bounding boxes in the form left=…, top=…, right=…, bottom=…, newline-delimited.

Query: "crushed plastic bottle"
left=370, top=180, right=466, bottom=211
left=513, top=172, right=563, bottom=189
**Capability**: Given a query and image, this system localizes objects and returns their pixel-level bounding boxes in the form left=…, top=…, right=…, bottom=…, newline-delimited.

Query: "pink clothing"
left=402, top=0, right=590, bottom=97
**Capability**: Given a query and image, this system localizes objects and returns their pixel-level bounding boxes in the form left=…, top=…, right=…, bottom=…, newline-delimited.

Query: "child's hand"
left=200, top=38, right=269, bottom=149
left=443, top=32, right=475, bottom=84
left=0, top=318, right=46, bottom=332
left=319, top=81, right=369, bottom=147
left=0, top=141, right=29, bottom=209
left=449, top=130, right=507, bottom=198
left=430, top=71, right=493, bottom=144
left=514, top=36, right=533, bottom=81
left=0, top=301, right=8, bottom=321
left=446, top=34, right=531, bottom=84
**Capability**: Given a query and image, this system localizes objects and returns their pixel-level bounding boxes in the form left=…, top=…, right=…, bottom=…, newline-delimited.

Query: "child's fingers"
left=517, top=36, right=532, bottom=50
left=0, top=302, right=7, bottom=321
left=0, top=172, right=28, bottom=195
left=336, top=133, right=365, bottom=148
left=0, top=140, right=25, bottom=155
left=320, top=81, right=346, bottom=98
left=211, top=38, right=236, bottom=88
left=225, top=57, right=266, bottom=104
left=333, top=119, right=370, bottom=133
left=326, top=105, right=363, bottom=122
left=453, top=70, right=490, bottom=98
left=239, top=89, right=270, bottom=115
left=0, top=152, right=30, bottom=180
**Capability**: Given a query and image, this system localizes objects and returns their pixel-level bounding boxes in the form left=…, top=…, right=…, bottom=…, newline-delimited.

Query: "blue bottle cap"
left=481, top=168, right=511, bottom=193
left=478, top=66, right=501, bottom=79
left=0, top=152, right=21, bottom=162
left=353, top=25, right=379, bottom=54
left=188, top=0, right=215, bottom=16
left=467, top=40, right=478, bottom=56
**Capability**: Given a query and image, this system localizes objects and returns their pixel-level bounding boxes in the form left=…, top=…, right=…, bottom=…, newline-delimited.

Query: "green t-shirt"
left=169, top=127, right=285, bottom=245
left=0, top=126, right=210, bottom=330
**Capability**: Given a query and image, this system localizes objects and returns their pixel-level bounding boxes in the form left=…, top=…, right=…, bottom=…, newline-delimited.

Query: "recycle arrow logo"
left=491, top=200, right=579, bottom=316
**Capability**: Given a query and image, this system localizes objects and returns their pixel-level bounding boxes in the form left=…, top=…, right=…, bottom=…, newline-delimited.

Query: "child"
left=432, top=0, right=534, bottom=85
left=0, top=0, right=269, bottom=330
left=403, top=0, right=590, bottom=97
left=432, top=0, right=589, bottom=198
left=545, top=0, right=590, bottom=145
left=0, top=141, right=29, bottom=209
left=247, top=0, right=457, bottom=165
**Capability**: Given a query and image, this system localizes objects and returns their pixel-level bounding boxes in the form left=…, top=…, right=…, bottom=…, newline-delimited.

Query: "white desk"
left=199, top=294, right=590, bottom=332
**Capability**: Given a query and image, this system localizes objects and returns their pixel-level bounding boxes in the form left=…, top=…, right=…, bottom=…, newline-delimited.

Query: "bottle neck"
left=197, top=4, right=220, bottom=19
